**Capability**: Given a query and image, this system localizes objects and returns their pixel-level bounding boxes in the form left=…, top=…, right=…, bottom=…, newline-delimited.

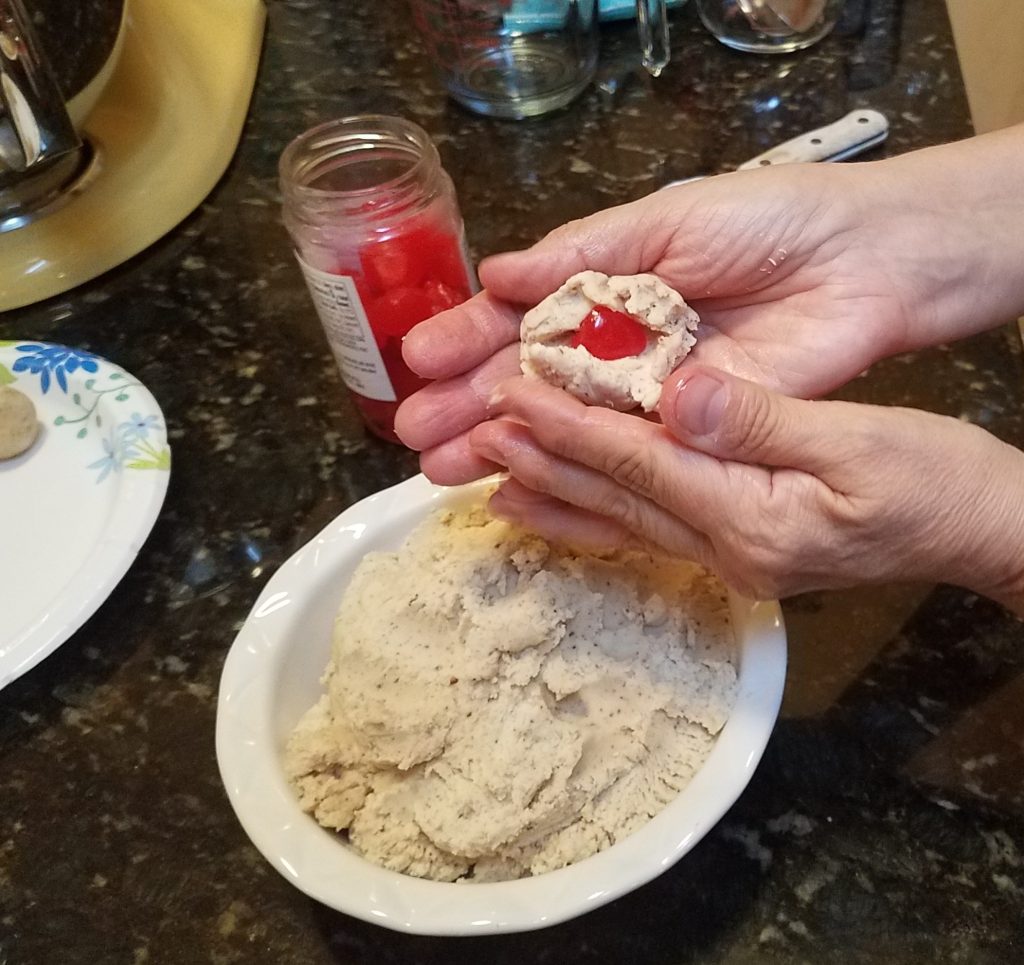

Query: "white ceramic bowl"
left=216, top=474, right=787, bottom=935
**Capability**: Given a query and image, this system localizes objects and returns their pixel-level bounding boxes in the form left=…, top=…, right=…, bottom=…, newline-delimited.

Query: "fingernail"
left=470, top=436, right=506, bottom=466
left=489, top=491, right=520, bottom=523
left=673, top=371, right=727, bottom=436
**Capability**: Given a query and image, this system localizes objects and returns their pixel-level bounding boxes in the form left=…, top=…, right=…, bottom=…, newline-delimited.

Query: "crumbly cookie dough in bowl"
left=215, top=474, right=787, bottom=934
left=286, top=497, right=737, bottom=882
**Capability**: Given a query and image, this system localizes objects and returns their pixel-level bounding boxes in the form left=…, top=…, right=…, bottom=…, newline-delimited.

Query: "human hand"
left=466, top=366, right=1024, bottom=613
left=396, top=148, right=1010, bottom=484
left=397, top=164, right=890, bottom=482
left=397, top=125, right=1024, bottom=486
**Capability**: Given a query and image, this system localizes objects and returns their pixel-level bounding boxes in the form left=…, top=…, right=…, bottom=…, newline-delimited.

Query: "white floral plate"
left=216, top=474, right=787, bottom=935
left=0, top=341, right=170, bottom=689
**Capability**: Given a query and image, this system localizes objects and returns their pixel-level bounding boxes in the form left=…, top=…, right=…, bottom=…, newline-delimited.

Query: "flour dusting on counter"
left=286, top=502, right=737, bottom=882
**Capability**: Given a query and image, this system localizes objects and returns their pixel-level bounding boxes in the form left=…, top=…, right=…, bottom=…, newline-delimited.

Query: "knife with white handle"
left=736, top=108, right=889, bottom=169
left=661, top=109, right=889, bottom=189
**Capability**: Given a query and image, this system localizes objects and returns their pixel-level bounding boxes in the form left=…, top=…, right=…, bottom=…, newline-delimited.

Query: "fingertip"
left=469, top=416, right=539, bottom=467
left=392, top=396, right=424, bottom=451
left=478, top=248, right=565, bottom=305
left=418, top=435, right=504, bottom=486
left=487, top=487, right=521, bottom=524
left=656, top=378, right=677, bottom=421
left=407, top=292, right=525, bottom=381
left=658, top=364, right=730, bottom=440
left=477, top=251, right=528, bottom=291
left=466, top=422, right=505, bottom=466
left=657, top=364, right=691, bottom=426
left=659, top=361, right=691, bottom=398
left=400, top=312, right=458, bottom=379
left=466, top=419, right=491, bottom=448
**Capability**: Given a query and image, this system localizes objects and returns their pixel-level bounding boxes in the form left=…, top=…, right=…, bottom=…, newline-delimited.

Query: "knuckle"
left=591, top=486, right=645, bottom=533
left=842, top=412, right=894, bottom=460
left=571, top=410, right=660, bottom=497
left=504, top=447, right=553, bottom=496
left=546, top=220, right=593, bottom=267
left=602, top=445, right=656, bottom=495
left=548, top=218, right=586, bottom=241
left=719, top=386, right=780, bottom=459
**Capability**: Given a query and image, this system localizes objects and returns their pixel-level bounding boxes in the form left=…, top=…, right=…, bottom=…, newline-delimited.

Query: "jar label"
left=296, top=257, right=396, bottom=402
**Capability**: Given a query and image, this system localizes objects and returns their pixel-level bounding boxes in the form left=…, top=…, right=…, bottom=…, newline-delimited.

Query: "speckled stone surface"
left=29, top=0, right=125, bottom=98
left=2, top=0, right=1024, bottom=962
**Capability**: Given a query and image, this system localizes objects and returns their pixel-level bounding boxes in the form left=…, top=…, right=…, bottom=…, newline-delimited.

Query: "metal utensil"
left=661, top=108, right=889, bottom=189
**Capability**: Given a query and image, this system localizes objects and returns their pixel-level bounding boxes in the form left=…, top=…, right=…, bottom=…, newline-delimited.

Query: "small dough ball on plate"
left=0, top=386, right=40, bottom=460
left=520, top=271, right=699, bottom=412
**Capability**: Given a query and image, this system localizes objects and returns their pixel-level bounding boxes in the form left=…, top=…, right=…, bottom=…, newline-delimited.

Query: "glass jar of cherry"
left=279, top=115, right=475, bottom=442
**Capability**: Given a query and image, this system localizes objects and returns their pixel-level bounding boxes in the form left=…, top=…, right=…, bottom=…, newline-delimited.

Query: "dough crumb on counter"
left=286, top=500, right=737, bottom=881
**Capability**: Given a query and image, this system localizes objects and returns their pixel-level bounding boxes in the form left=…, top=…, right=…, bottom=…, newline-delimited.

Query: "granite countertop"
left=2, top=0, right=1024, bottom=961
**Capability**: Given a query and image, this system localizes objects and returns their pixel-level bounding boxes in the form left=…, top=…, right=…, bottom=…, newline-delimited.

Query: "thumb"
left=660, top=365, right=860, bottom=476
left=478, top=196, right=674, bottom=305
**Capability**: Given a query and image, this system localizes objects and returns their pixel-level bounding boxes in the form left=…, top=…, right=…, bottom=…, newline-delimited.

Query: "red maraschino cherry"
left=570, top=305, right=649, bottom=360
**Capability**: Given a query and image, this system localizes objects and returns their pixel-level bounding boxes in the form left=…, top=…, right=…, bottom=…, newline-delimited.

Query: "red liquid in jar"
left=336, top=215, right=473, bottom=442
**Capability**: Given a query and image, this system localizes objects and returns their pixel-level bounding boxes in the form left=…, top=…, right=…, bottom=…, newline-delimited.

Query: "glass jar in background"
left=408, top=0, right=671, bottom=120
left=409, top=0, right=600, bottom=119
left=280, top=116, right=475, bottom=443
left=696, top=0, right=842, bottom=54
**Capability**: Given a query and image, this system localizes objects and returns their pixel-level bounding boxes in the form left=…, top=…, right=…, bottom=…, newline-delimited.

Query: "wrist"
left=856, top=125, right=1024, bottom=350
left=970, top=507, right=1024, bottom=618
left=947, top=430, right=1024, bottom=615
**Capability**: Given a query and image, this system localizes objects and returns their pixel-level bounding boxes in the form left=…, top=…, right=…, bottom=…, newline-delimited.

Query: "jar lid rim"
left=279, top=115, right=438, bottom=200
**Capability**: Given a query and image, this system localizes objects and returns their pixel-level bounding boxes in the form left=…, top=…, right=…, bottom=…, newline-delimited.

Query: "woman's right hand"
left=470, top=366, right=1024, bottom=614
left=396, top=125, right=1024, bottom=485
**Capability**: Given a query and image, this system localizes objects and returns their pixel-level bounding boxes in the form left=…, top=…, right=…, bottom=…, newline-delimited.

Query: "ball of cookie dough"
left=0, top=386, right=40, bottom=460
left=520, top=271, right=700, bottom=411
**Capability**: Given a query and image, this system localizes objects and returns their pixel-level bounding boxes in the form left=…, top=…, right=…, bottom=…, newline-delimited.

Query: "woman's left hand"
left=468, top=366, right=1024, bottom=612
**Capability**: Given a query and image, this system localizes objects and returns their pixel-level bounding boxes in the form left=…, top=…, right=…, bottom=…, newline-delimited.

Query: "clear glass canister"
left=279, top=115, right=475, bottom=442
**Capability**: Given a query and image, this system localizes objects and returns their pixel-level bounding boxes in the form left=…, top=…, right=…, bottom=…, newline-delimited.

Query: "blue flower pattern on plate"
left=87, top=415, right=170, bottom=483
left=1, top=341, right=171, bottom=483
left=88, top=438, right=123, bottom=485
left=124, top=412, right=161, bottom=438
left=12, top=344, right=100, bottom=394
